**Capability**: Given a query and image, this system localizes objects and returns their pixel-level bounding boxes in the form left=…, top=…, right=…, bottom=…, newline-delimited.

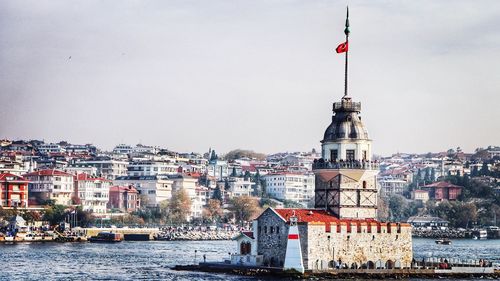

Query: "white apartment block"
left=132, top=144, right=158, bottom=154
left=75, top=173, right=111, bottom=214
left=378, top=176, right=408, bottom=197
left=218, top=177, right=254, bottom=198
left=113, top=144, right=133, bottom=155
left=24, top=169, right=74, bottom=205
left=113, top=175, right=172, bottom=207
left=208, top=160, right=229, bottom=180
left=263, top=173, right=315, bottom=206
left=71, top=158, right=128, bottom=180
left=170, top=175, right=201, bottom=220
left=37, top=143, right=66, bottom=154
left=127, top=161, right=178, bottom=176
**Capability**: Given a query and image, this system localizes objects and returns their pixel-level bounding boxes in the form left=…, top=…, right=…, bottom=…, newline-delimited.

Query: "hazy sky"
left=1, top=0, right=499, bottom=156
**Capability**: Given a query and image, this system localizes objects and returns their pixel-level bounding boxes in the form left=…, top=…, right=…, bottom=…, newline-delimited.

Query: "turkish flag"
left=336, top=41, right=348, bottom=53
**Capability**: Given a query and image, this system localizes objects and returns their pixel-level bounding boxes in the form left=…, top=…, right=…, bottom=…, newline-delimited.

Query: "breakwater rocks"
left=155, top=229, right=240, bottom=241
left=412, top=228, right=468, bottom=239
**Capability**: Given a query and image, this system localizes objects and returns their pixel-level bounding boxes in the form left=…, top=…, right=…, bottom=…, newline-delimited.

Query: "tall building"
left=24, top=169, right=74, bottom=205
left=263, top=173, right=315, bottom=206
left=313, top=95, right=379, bottom=219
left=74, top=173, right=111, bottom=214
left=232, top=9, right=412, bottom=271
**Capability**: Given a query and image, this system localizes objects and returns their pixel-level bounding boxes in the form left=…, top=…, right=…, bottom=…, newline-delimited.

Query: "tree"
left=212, top=186, right=223, bottom=202
left=283, top=200, right=303, bottom=208
left=231, top=167, right=237, bottom=177
left=202, top=199, right=223, bottom=222
left=42, top=205, right=67, bottom=226
left=471, top=166, right=479, bottom=177
left=210, top=150, right=218, bottom=161
left=260, top=198, right=278, bottom=209
left=243, top=171, right=251, bottom=181
left=388, top=194, right=408, bottom=221
left=169, top=189, right=192, bottom=223
left=159, top=200, right=170, bottom=223
left=229, top=195, right=261, bottom=224
left=480, top=162, right=490, bottom=176
left=424, top=167, right=431, bottom=184
left=377, top=197, right=389, bottom=221
left=430, top=168, right=436, bottom=182
left=224, top=178, right=230, bottom=190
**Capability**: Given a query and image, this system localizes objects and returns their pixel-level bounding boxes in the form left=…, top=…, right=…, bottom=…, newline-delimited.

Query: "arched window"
left=240, top=241, right=252, bottom=255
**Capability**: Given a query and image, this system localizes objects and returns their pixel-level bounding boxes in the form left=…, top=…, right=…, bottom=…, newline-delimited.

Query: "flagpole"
left=343, top=6, right=350, bottom=98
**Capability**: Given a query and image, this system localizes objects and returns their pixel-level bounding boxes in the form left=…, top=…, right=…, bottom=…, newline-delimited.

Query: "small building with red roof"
left=108, top=185, right=140, bottom=212
left=421, top=181, right=462, bottom=201
left=0, top=173, right=29, bottom=207
left=74, top=173, right=111, bottom=213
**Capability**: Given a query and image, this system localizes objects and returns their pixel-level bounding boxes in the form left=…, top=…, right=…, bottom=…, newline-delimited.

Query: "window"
left=276, top=226, right=280, bottom=234
left=363, top=181, right=367, bottom=189
left=270, top=226, right=274, bottom=234
left=264, top=226, right=267, bottom=234
left=330, top=149, right=338, bottom=161
left=346, top=150, right=355, bottom=161
left=362, top=150, right=367, bottom=160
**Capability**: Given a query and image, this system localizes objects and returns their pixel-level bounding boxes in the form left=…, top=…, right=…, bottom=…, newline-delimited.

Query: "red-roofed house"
left=74, top=173, right=111, bottom=213
left=0, top=173, right=29, bottom=207
left=108, top=185, right=140, bottom=212
left=23, top=169, right=74, bottom=205
left=422, top=181, right=462, bottom=201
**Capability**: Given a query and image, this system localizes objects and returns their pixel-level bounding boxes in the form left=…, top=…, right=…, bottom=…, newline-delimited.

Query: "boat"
left=472, top=229, right=487, bottom=240
left=4, top=236, right=15, bottom=242
left=88, top=232, right=123, bottom=243
left=435, top=238, right=452, bottom=245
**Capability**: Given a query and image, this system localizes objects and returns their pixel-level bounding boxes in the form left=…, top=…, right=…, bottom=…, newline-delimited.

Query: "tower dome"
left=322, top=96, right=369, bottom=142
left=320, top=96, right=372, bottom=162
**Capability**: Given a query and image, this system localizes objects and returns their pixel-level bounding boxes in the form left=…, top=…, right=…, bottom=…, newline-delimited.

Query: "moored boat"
left=88, top=232, right=123, bottom=243
left=435, top=238, right=452, bottom=245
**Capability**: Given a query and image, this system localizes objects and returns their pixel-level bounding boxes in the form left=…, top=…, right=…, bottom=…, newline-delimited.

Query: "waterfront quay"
left=173, top=263, right=498, bottom=279
left=0, top=225, right=241, bottom=243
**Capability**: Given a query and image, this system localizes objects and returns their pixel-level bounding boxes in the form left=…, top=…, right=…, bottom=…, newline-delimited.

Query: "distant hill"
left=223, top=149, right=267, bottom=161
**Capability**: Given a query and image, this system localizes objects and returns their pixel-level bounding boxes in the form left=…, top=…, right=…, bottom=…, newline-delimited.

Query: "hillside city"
left=0, top=139, right=499, bottom=231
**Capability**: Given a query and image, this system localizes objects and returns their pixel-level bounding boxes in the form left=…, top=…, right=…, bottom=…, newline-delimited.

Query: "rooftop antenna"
left=343, top=6, right=350, bottom=98
left=335, top=6, right=350, bottom=98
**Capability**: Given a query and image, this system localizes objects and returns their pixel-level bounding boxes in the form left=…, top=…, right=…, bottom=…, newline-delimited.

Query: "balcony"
left=333, top=101, right=361, bottom=112
left=312, top=159, right=379, bottom=170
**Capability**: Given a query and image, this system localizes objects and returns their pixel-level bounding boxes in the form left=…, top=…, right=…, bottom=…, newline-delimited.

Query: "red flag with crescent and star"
left=336, top=41, right=348, bottom=53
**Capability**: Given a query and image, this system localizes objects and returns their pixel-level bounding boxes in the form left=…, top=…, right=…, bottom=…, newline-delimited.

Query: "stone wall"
left=306, top=222, right=413, bottom=270
left=256, top=208, right=288, bottom=266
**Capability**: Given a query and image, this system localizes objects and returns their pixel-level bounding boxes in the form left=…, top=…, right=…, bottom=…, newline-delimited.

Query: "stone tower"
left=313, top=96, right=379, bottom=219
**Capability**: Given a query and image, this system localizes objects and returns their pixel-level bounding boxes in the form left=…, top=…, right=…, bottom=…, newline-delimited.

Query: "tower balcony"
left=333, top=101, right=361, bottom=112
left=312, top=159, right=379, bottom=170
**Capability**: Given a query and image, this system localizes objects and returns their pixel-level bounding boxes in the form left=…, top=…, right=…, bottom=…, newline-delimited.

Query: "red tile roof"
left=266, top=208, right=410, bottom=228
left=422, top=181, right=462, bottom=189
left=272, top=208, right=378, bottom=224
left=109, top=185, right=138, bottom=193
left=75, top=173, right=110, bottom=182
left=242, top=231, right=254, bottom=239
left=23, top=169, right=73, bottom=177
left=274, top=208, right=341, bottom=223
left=0, top=173, right=28, bottom=182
